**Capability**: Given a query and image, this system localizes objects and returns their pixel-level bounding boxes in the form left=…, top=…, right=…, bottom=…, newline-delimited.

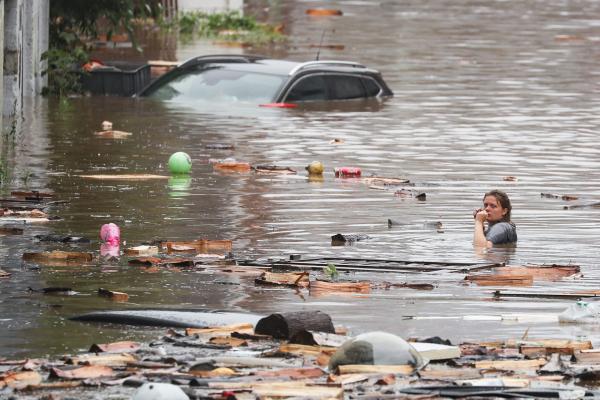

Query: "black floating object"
left=331, top=233, right=370, bottom=246
left=254, top=311, right=335, bottom=340
left=35, top=234, right=90, bottom=243
left=206, top=143, right=234, bottom=150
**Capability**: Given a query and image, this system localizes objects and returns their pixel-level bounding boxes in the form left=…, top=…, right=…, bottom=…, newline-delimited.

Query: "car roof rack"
left=288, top=60, right=367, bottom=76
left=179, top=54, right=267, bottom=69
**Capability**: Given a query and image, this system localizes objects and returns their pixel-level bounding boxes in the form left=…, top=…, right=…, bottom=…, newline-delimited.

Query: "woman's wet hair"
left=484, top=190, right=512, bottom=222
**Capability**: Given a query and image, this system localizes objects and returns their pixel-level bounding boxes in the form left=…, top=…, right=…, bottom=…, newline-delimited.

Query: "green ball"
left=168, top=152, right=192, bottom=174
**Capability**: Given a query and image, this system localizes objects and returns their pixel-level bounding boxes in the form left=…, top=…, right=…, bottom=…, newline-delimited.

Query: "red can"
left=334, top=167, right=362, bottom=177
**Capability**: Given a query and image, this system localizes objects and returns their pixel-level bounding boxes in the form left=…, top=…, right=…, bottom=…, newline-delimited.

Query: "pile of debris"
left=2, top=310, right=600, bottom=399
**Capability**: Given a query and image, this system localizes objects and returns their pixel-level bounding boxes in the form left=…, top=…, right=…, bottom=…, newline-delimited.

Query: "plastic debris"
left=100, top=223, right=120, bottom=246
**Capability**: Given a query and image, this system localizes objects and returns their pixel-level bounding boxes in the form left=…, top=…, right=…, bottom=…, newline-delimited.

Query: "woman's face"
left=483, top=195, right=507, bottom=222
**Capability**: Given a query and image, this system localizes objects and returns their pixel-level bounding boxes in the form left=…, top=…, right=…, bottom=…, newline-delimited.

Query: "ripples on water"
left=2, top=0, right=600, bottom=357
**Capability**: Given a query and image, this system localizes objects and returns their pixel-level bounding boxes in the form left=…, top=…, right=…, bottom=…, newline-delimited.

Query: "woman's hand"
left=475, top=210, right=487, bottom=223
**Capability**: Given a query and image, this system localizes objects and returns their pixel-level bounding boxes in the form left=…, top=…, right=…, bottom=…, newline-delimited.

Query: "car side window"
left=326, top=75, right=366, bottom=100
left=285, top=75, right=328, bottom=101
left=362, top=77, right=382, bottom=97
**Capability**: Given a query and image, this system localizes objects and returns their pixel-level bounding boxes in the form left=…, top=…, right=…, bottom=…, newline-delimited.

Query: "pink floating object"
left=100, top=223, right=120, bottom=246
left=334, top=167, right=362, bottom=177
left=100, top=243, right=120, bottom=258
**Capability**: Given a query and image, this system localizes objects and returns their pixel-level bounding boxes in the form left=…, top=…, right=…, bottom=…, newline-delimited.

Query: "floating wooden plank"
left=306, top=8, right=343, bottom=16
left=290, top=330, right=347, bottom=347
left=255, top=311, right=335, bottom=339
left=213, top=162, right=251, bottom=172
left=16, top=381, right=82, bottom=391
left=493, top=290, right=600, bottom=300
left=419, top=368, right=481, bottom=380
left=252, top=382, right=343, bottom=399
left=50, top=365, right=114, bottom=380
left=575, top=349, right=600, bottom=363
left=253, top=367, right=325, bottom=379
left=11, top=190, right=53, bottom=199
left=541, top=193, right=579, bottom=201
left=68, top=353, right=138, bottom=366
left=242, top=257, right=500, bottom=274
left=78, top=174, right=169, bottom=180
left=474, top=358, right=547, bottom=370
left=0, top=269, right=10, bottom=278
left=255, top=271, right=309, bottom=288
left=186, top=323, right=254, bottom=337
left=505, top=339, right=591, bottom=351
left=564, top=201, right=600, bottom=210
left=495, top=265, right=580, bottom=281
left=162, top=239, right=232, bottom=254
left=98, top=288, right=129, bottom=302
left=0, top=371, right=42, bottom=389
left=208, top=337, right=248, bottom=347
left=337, top=364, right=414, bottom=375
left=89, top=341, right=141, bottom=353
left=465, top=273, right=533, bottom=287
left=253, top=165, right=297, bottom=175
left=309, top=280, right=371, bottom=293
left=23, top=251, right=93, bottom=263
left=124, top=245, right=159, bottom=256
left=278, top=343, right=338, bottom=356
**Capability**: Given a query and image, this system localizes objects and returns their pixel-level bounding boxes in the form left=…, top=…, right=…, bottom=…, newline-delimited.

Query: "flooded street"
left=3, top=0, right=600, bottom=358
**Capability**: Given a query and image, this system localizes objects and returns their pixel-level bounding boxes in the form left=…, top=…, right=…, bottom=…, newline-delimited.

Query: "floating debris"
left=253, top=165, right=297, bottom=175
left=23, top=250, right=93, bottom=264
left=306, top=8, right=343, bottom=16
left=541, top=192, right=579, bottom=201
left=331, top=233, right=370, bottom=245
left=98, top=288, right=129, bottom=302
left=78, top=174, right=169, bottom=180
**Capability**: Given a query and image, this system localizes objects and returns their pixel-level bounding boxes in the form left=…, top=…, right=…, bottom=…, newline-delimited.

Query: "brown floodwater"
left=2, top=0, right=600, bottom=358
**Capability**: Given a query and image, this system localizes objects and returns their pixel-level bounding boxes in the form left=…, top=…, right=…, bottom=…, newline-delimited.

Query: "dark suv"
left=137, top=54, right=393, bottom=106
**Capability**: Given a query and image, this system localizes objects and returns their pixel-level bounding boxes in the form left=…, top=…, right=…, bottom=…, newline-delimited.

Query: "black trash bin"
left=81, top=61, right=150, bottom=96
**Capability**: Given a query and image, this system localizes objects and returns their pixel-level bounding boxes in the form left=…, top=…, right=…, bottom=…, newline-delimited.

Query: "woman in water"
left=473, top=190, right=517, bottom=247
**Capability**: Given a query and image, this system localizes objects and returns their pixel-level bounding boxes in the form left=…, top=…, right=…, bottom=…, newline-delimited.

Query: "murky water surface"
left=3, top=0, right=600, bottom=357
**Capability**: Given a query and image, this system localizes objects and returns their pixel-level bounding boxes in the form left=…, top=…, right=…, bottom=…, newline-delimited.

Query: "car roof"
left=177, top=55, right=381, bottom=76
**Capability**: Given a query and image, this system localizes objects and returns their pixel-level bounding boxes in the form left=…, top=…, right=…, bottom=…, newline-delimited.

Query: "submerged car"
left=137, top=54, right=393, bottom=107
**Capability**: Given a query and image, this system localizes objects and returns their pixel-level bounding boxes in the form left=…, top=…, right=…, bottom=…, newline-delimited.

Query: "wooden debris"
left=209, top=336, right=248, bottom=347
left=162, top=239, right=232, bottom=254
left=89, top=341, right=141, bottom=353
left=575, top=349, right=600, bottom=363
left=253, top=367, right=325, bottom=379
left=186, top=323, right=254, bottom=337
left=465, top=273, right=533, bottom=286
left=278, top=343, right=338, bottom=357
left=411, top=342, right=461, bottom=361
left=394, top=189, right=426, bottom=200
left=98, top=288, right=129, bottom=302
left=67, top=353, right=137, bottom=366
left=309, top=280, right=371, bottom=293
left=505, top=339, right=592, bottom=352
left=0, top=227, right=23, bottom=235
left=494, top=264, right=580, bottom=281
left=253, top=165, right=297, bottom=175
left=255, top=271, right=309, bottom=288
left=124, top=245, right=159, bottom=256
left=306, top=8, right=343, bottom=16
left=308, top=44, right=345, bottom=50
left=255, top=311, right=335, bottom=339
left=0, top=371, right=42, bottom=389
left=213, top=161, right=251, bottom=172
left=503, top=176, right=518, bottom=181
left=23, top=251, right=93, bottom=264
left=17, top=381, right=82, bottom=391
left=329, top=138, right=345, bottom=144
left=78, top=174, right=169, bottom=180
left=128, top=256, right=161, bottom=266
left=337, top=364, right=414, bottom=375
left=50, top=365, right=114, bottom=380
left=0, top=269, right=10, bottom=278
left=474, top=358, right=547, bottom=371
left=419, top=367, right=482, bottom=380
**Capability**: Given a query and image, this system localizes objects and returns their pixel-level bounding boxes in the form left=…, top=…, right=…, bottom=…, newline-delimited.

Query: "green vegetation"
left=323, top=263, right=339, bottom=280
left=43, top=0, right=162, bottom=96
left=172, top=10, right=285, bottom=45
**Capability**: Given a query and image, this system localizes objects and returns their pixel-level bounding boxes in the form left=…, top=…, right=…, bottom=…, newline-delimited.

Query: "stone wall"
left=2, top=0, right=48, bottom=118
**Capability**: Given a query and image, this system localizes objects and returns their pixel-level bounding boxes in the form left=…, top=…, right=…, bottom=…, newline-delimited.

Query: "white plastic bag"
left=558, top=301, right=600, bottom=324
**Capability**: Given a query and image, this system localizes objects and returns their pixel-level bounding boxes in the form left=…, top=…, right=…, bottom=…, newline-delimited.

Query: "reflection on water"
left=3, top=0, right=600, bottom=357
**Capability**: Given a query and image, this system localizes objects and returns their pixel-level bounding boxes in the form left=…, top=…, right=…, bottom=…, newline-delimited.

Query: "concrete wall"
left=2, top=0, right=48, bottom=118
left=178, top=0, right=243, bottom=14
left=0, top=0, right=4, bottom=129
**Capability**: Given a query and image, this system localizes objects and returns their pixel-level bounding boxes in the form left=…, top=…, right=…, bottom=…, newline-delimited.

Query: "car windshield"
left=147, top=67, right=286, bottom=103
